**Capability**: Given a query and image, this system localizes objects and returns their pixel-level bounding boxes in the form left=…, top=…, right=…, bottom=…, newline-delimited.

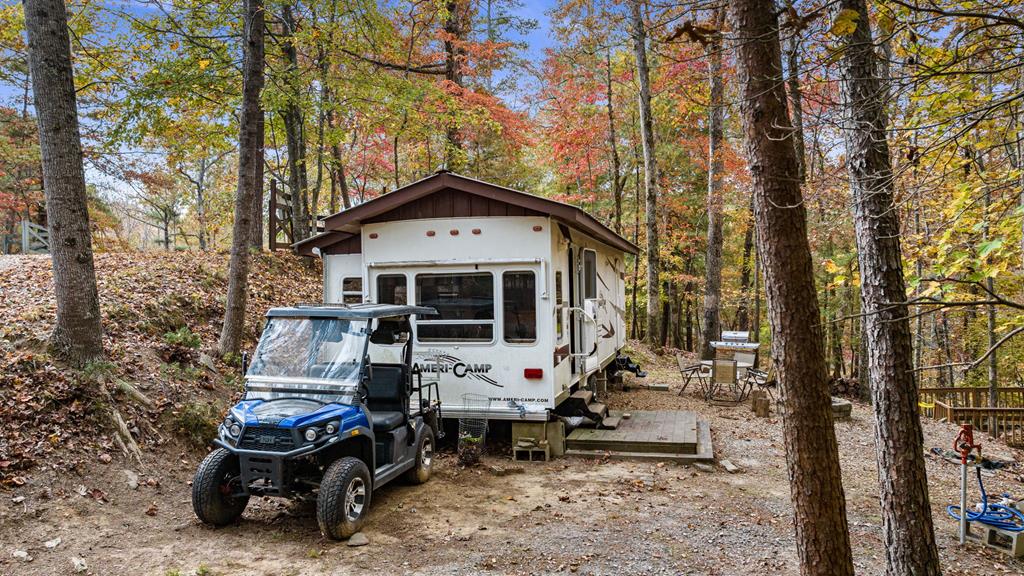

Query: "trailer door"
left=567, top=247, right=578, bottom=375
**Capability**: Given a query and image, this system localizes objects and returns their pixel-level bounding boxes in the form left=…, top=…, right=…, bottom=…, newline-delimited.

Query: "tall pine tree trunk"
left=219, top=0, right=265, bottom=356
left=700, top=8, right=726, bottom=359
left=24, top=0, right=104, bottom=366
left=630, top=1, right=660, bottom=347
left=783, top=5, right=805, bottom=182
left=832, top=0, right=940, bottom=573
left=728, top=1, right=853, bottom=573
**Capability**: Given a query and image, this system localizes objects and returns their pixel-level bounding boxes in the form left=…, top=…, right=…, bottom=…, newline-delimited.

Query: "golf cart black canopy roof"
left=265, top=303, right=437, bottom=320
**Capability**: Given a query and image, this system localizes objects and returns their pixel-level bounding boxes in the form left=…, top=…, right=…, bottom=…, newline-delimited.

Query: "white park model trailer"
left=295, top=170, right=640, bottom=421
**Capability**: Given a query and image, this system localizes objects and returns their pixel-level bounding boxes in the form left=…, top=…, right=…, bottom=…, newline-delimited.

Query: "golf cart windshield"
left=245, top=317, right=368, bottom=404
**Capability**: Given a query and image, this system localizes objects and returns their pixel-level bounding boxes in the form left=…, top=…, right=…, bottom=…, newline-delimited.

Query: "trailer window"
left=503, top=271, right=536, bottom=344
left=583, top=250, right=597, bottom=299
left=341, top=277, right=362, bottom=304
left=376, top=274, right=407, bottom=305
left=415, top=273, right=494, bottom=342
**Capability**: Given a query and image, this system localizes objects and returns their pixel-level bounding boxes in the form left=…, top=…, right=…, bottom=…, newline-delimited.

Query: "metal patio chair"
left=708, top=359, right=743, bottom=404
left=733, top=351, right=757, bottom=380
left=742, top=365, right=778, bottom=400
left=677, top=356, right=710, bottom=397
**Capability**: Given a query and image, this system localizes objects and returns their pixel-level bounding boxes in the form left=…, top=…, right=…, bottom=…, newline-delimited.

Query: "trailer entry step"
left=570, top=390, right=594, bottom=404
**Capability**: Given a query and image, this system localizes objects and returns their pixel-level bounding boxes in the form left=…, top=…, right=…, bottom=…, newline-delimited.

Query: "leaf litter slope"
left=0, top=251, right=323, bottom=486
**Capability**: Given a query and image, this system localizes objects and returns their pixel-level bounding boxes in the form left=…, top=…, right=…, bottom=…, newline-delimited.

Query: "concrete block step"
left=598, top=416, right=621, bottom=430
left=586, top=402, right=607, bottom=418
left=571, top=390, right=594, bottom=404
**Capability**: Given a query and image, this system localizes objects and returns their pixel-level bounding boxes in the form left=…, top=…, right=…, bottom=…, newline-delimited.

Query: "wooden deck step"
left=586, top=402, right=607, bottom=419
left=566, top=410, right=700, bottom=455
left=599, top=416, right=621, bottom=430
left=571, top=390, right=594, bottom=404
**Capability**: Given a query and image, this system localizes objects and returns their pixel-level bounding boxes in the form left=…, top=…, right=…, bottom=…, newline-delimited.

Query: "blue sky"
left=515, top=0, right=557, bottom=60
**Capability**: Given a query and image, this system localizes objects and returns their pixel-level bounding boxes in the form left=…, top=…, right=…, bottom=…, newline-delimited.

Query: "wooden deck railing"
left=927, top=402, right=1024, bottom=447
left=919, top=386, right=1024, bottom=447
left=918, top=387, right=1024, bottom=409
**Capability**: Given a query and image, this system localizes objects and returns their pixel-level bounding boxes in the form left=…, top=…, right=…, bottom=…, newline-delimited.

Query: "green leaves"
left=829, top=9, right=860, bottom=37
left=977, top=239, right=1003, bottom=259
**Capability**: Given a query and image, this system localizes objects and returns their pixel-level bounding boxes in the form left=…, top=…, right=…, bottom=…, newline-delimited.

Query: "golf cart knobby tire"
left=192, top=448, right=249, bottom=526
left=317, top=456, right=372, bottom=540
left=403, top=426, right=434, bottom=484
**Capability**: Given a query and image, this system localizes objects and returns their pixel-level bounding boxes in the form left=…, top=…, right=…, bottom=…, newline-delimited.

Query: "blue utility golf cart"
left=191, top=304, right=441, bottom=539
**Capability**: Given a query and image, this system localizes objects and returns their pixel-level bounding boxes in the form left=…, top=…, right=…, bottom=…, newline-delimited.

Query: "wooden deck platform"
left=565, top=410, right=713, bottom=462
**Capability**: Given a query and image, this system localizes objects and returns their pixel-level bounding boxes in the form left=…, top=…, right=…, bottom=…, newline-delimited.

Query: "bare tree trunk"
left=700, top=8, right=726, bottom=359
left=727, top=2, right=854, bottom=574
left=983, top=187, right=998, bottom=410
left=672, top=283, right=682, bottom=348
left=248, top=95, right=265, bottom=250
left=327, top=108, right=351, bottom=211
left=830, top=289, right=844, bottom=380
left=832, top=0, right=940, bottom=572
left=196, top=158, right=209, bottom=250
left=752, top=239, right=760, bottom=343
left=219, top=0, right=265, bottom=356
left=684, top=294, right=693, bottom=351
left=941, top=311, right=954, bottom=385
left=606, top=50, right=624, bottom=235
left=735, top=198, right=754, bottom=331
left=630, top=1, right=660, bottom=347
left=630, top=138, right=642, bottom=340
left=282, top=3, right=309, bottom=242
left=443, top=0, right=468, bottom=169
left=24, top=0, right=103, bottom=366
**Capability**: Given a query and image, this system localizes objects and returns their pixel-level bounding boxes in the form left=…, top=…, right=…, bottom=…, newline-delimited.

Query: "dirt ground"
left=2, top=351, right=1024, bottom=576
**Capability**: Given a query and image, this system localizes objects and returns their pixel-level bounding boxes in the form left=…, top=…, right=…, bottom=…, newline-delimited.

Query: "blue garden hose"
left=947, top=466, right=1024, bottom=532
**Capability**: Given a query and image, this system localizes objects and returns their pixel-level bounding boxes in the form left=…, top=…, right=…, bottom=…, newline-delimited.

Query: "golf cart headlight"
left=304, top=428, right=318, bottom=442
left=325, top=422, right=338, bottom=435
left=229, top=424, right=242, bottom=437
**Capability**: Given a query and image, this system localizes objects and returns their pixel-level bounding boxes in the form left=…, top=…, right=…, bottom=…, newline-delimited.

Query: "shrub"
left=163, top=326, right=201, bottom=349
left=174, top=400, right=222, bottom=446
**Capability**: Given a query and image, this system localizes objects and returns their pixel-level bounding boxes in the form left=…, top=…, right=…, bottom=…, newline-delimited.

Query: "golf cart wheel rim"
left=422, top=437, right=433, bottom=468
left=345, top=477, right=366, bottom=521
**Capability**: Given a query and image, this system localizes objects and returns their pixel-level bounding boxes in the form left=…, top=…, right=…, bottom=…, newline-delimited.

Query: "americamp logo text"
left=413, top=352, right=501, bottom=387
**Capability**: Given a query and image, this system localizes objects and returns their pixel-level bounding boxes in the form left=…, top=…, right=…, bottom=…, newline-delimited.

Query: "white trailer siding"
left=304, top=172, right=638, bottom=421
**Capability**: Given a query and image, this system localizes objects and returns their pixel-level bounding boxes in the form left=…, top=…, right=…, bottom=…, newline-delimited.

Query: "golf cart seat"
left=366, top=364, right=408, bottom=431
left=370, top=411, right=404, bottom=431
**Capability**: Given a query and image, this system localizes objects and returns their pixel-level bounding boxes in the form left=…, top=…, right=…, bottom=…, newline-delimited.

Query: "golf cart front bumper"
left=214, top=437, right=327, bottom=497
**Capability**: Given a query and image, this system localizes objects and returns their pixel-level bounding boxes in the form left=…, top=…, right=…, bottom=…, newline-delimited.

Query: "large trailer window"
left=584, top=250, right=597, bottom=299
left=376, top=274, right=407, bottom=305
left=503, top=271, right=536, bottom=344
left=415, top=272, right=494, bottom=342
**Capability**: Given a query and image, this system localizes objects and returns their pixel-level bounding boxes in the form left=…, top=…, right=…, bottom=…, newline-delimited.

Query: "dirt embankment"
left=0, top=252, right=323, bottom=487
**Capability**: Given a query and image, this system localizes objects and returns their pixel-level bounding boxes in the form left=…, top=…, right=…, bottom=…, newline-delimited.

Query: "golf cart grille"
left=239, top=426, right=295, bottom=452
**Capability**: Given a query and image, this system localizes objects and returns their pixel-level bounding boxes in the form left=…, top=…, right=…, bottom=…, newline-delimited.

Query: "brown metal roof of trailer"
left=293, top=170, right=639, bottom=256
